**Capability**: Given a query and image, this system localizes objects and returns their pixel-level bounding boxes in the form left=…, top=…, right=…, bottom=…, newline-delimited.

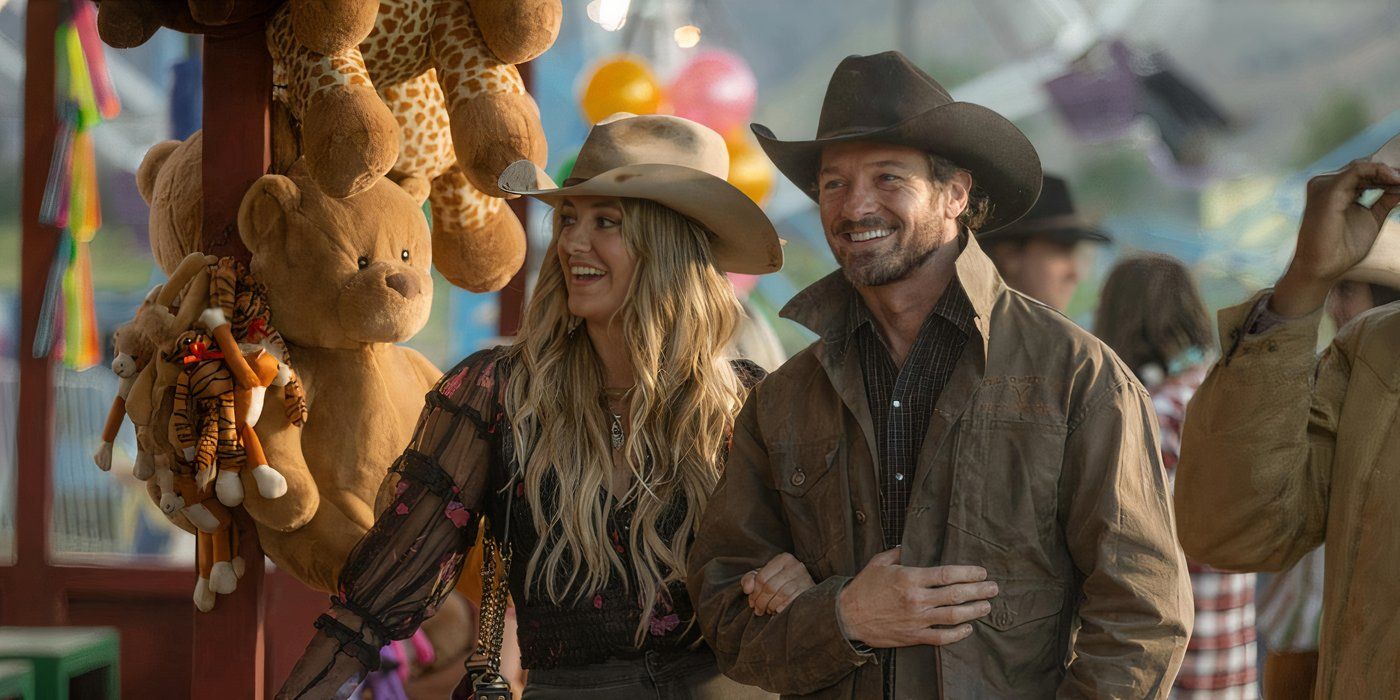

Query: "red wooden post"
left=8, top=0, right=62, bottom=628
left=193, top=25, right=272, bottom=700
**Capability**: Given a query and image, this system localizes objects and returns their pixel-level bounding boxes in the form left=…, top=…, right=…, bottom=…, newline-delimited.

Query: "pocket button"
left=790, top=469, right=806, bottom=487
left=991, top=609, right=1013, bottom=628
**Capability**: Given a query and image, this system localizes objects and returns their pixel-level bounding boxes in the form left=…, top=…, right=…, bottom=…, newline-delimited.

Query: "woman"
left=1095, top=254, right=1259, bottom=699
left=280, top=114, right=787, bottom=698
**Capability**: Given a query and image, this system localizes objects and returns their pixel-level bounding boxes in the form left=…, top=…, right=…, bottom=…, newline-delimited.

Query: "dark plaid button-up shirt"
left=852, top=278, right=976, bottom=699
left=854, top=279, right=976, bottom=547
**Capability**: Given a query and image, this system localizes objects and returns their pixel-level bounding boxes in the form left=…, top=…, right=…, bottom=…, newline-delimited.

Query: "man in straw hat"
left=976, top=173, right=1112, bottom=311
left=1175, top=157, right=1400, bottom=698
left=688, top=51, right=1192, bottom=698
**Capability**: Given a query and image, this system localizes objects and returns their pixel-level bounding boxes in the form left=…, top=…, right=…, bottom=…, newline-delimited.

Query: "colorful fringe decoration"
left=34, top=0, right=120, bottom=369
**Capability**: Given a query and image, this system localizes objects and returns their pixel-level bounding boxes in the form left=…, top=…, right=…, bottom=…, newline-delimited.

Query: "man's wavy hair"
left=927, top=154, right=992, bottom=233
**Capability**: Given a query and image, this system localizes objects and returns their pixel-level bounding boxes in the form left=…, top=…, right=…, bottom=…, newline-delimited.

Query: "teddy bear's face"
left=240, top=167, right=433, bottom=349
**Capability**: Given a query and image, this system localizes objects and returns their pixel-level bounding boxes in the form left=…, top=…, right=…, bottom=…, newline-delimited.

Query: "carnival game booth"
left=4, top=0, right=559, bottom=696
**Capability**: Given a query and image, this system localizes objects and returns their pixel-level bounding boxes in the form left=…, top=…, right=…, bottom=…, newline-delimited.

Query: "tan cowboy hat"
left=497, top=113, right=783, bottom=275
left=753, top=51, right=1042, bottom=233
left=1345, top=218, right=1400, bottom=290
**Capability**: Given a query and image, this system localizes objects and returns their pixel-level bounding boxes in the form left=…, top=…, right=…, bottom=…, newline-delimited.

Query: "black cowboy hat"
left=975, top=174, right=1112, bottom=246
left=752, top=51, right=1043, bottom=233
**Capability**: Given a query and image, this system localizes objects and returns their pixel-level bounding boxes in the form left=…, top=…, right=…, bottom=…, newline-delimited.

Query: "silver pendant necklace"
left=610, top=413, right=625, bottom=450
left=602, top=386, right=632, bottom=451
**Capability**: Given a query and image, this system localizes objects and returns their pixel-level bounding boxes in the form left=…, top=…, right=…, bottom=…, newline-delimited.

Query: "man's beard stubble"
left=833, top=215, right=947, bottom=287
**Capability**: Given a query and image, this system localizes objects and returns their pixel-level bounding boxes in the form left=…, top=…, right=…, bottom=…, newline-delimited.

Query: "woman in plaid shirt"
left=1096, top=254, right=1261, bottom=699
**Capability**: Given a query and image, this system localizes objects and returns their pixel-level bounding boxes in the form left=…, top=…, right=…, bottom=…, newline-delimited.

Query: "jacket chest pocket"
left=948, top=419, right=1065, bottom=562
left=772, top=439, right=842, bottom=569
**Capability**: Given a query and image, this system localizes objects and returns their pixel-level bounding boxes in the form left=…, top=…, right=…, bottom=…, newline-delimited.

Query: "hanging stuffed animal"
left=90, top=0, right=378, bottom=56
left=267, top=0, right=556, bottom=198
left=94, top=285, right=162, bottom=478
left=90, top=0, right=280, bottom=48
left=122, top=254, right=215, bottom=492
left=96, top=252, right=308, bottom=611
left=267, top=0, right=561, bottom=291
left=166, top=328, right=289, bottom=508
left=200, top=256, right=308, bottom=427
left=162, top=462, right=245, bottom=612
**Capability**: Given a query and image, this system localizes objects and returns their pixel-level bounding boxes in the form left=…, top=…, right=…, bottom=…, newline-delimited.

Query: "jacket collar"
left=780, top=231, right=1005, bottom=361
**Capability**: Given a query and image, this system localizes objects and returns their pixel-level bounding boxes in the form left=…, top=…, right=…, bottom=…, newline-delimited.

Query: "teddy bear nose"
left=385, top=272, right=420, bottom=299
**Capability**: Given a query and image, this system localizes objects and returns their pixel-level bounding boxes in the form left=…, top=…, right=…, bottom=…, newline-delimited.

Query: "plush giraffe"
left=267, top=0, right=559, bottom=291
left=381, top=70, right=527, bottom=292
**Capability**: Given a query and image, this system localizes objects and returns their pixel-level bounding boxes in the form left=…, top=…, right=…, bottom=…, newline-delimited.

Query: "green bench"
left=0, top=661, right=36, bottom=700
left=0, top=628, right=119, bottom=700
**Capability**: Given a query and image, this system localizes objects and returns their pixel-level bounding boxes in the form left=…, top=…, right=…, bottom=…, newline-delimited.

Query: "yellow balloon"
left=580, top=56, right=663, bottom=123
left=726, top=136, right=774, bottom=205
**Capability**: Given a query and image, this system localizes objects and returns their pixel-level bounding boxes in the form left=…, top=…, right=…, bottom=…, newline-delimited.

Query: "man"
left=688, top=51, right=1192, bottom=699
left=1324, top=219, right=1400, bottom=329
left=1175, top=167, right=1400, bottom=700
left=1253, top=223, right=1400, bottom=700
left=977, top=174, right=1111, bottom=311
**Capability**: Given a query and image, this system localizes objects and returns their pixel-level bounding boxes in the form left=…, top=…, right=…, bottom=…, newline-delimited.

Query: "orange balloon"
left=580, top=56, right=663, bottom=123
left=726, top=136, right=774, bottom=205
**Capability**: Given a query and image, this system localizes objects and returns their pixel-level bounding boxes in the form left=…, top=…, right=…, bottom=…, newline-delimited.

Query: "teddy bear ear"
left=238, top=174, right=301, bottom=256
left=389, top=173, right=432, bottom=206
left=136, top=139, right=183, bottom=204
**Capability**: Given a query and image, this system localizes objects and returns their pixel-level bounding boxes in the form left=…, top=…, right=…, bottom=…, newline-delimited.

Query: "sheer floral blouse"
left=280, top=347, right=766, bottom=698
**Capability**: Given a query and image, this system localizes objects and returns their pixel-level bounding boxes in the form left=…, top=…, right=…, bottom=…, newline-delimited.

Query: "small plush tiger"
left=202, top=257, right=308, bottom=427
left=168, top=330, right=242, bottom=492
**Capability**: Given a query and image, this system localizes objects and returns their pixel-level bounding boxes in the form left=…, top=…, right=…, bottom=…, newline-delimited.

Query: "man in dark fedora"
left=977, top=173, right=1112, bottom=311
left=688, top=51, right=1191, bottom=698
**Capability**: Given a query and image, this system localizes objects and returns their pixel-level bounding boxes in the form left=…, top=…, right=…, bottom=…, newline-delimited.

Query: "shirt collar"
left=781, top=230, right=1005, bottom=357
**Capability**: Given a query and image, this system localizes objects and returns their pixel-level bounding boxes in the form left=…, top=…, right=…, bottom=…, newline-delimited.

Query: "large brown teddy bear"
left=118, top=152, right=478, bottom=649
left=135, top=131, right=202, bottom=275
left=111, top=155, right=441, bottom=599
left=229, top=162, right=442, bottom=593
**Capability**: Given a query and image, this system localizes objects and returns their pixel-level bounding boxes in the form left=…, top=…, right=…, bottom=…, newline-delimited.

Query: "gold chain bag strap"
left=453, top=481, right=514, bottom=700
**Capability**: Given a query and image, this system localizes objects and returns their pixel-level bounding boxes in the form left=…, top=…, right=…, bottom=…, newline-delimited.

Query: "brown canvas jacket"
left=689, top=235, right=1192, bottom=699
left=1175, top=294, right=1400, bottom=698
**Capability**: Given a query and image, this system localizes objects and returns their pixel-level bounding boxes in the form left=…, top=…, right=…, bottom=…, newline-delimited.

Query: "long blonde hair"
left=504, top=197, right=746, bottom=642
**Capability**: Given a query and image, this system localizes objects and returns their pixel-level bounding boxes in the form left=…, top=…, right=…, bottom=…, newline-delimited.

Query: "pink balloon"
left=669, top=50, right=757, bottom=134
left=729, top=273, right=759, bottom=298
